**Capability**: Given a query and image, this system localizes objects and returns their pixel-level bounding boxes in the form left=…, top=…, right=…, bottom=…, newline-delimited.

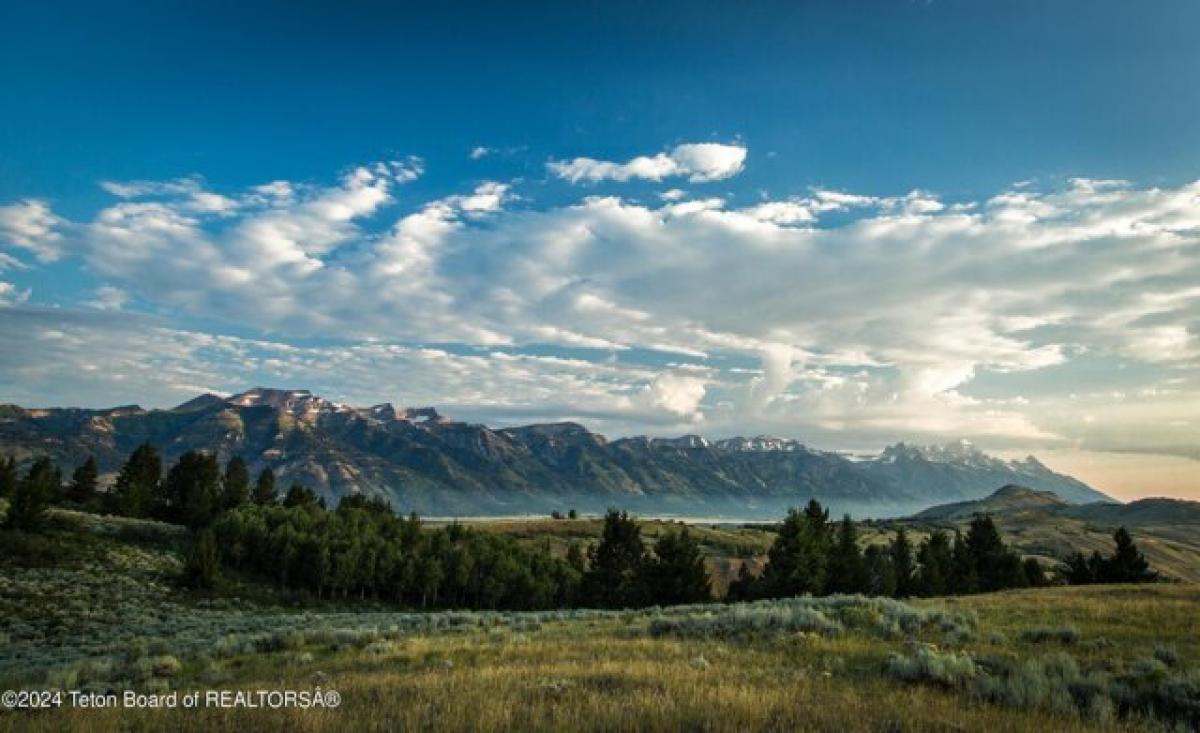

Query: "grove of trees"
left=0, top=446, right=1159, bottom=611
left=1064, top=527, right=1156, bottom=584
left=728, top=499, right=1054, bottom=601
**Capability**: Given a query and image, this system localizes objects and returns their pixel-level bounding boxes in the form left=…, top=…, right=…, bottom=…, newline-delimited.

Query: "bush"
left=1154, top=645, right=1180, bottom=668
left=1019, top=626, right=1080, bottom=644
left=885, top=646, right=978, bottom=688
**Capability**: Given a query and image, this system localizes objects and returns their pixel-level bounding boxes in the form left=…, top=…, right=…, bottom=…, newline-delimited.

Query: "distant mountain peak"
left=881, top=439, right=989, bottom=464
left=715, top=435, right=809, bottom=452
left=171, top=393, right=228, bottom=413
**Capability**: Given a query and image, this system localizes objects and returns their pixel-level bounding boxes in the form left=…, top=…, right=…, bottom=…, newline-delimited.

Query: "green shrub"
left=885, top=646, right=978, bottom=689
left=1019, top=626, right=1080, bottom=644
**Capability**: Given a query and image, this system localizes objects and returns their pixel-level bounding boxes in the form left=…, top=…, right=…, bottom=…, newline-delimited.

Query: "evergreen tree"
left=1087, top=550, right=1109, bottom=583
left=163, top=451, right=222, bottom=528
left=890, top=527, right=915, bottom=597
left=581, top=510, right=647, bottom=607
left=66, top=456, right=99, bottom=506
left=915, top=529, right=953, bottom=596
left=252, top=467, right=277, bottom=505
left=221, top=456, right=250, bottom=510
left=0, top=456, right=19, bottom=500
left=1022, top=557, right=1047, bottom=587
left=6, top=457, right=59, bottom=530
left=642, top=527, right=711, bottom=605
left=1106, top=527, right=1154, bottom=583
left=863, top=544, right=897, bottom=597
left=110, top=443, right=162, bottom=518
left=950, top=530, right=977, bottom=593
left=725, top=562, right=760, bottom=602
left=184, top=528, right=221, bottom=589
left=964, top=514, right=1024, bottom=591
left=803, top=498, right=831, bottom=546
left=1065, top=551, right=1093, bottom=585
left=825, top=515, right=867, bottom=594
left=283, top=483, right=321, bottom=509
left=760, top=506, right=828, bottom=597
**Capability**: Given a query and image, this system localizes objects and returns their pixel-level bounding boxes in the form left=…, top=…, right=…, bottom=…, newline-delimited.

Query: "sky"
left=1, top=0, right=1199, bottom=500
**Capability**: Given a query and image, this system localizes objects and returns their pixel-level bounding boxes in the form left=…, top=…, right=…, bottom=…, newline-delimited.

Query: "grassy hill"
left=892, top=487, right=1200, bottom=583
left=3, top=510, right=1200, bottom=731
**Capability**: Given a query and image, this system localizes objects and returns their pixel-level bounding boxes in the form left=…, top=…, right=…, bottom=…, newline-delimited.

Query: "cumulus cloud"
left=0, top=199, right=65, bottom=262
left=0, top=307, right=710, bottom=429
left=0, top=281, right=31, bottom=306
left=5, top=168, right=1200, bottom=452
left=86, top=285, right=129, bottom=311
left=549, top=142, right=747, bottom=184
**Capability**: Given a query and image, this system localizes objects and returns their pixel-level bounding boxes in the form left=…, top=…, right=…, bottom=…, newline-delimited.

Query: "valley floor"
left=2, top=513, right=1198, bottom=732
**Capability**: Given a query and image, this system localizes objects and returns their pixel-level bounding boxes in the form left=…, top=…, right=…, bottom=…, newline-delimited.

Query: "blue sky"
left=2, top=1, right=1200, bottom=497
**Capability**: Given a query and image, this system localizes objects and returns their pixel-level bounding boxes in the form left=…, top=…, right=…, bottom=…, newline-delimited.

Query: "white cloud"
left=7, top=169, right=1200, bottom=453
left=470, top=146, right=491, bottom=159
left=86, top=285, right=128, bottom=311
left=549, top=142, right=747, bottom=184
left=0, top=199, right=65, bottom=262
left=0, top=281, right=31, bottom=306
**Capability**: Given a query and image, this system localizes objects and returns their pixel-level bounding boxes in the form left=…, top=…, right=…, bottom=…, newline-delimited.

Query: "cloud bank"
left=3, top=156, right=1199, bottom=460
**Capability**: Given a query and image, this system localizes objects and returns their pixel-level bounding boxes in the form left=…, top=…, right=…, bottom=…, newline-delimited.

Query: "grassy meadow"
left=2, top=510, right=1198, bottom=732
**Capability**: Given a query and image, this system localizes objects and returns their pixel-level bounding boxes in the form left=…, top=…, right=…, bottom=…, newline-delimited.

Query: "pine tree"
left=950, top=530, right=977, bottom=593
left=283, top=483, right=320, bottom=509
left=1065, top=551, right=1093, bottom=585
left=863, top=544, right=897, bottom=597
left=915, top=529, right=953, bottom=596
left=1088, top=550, right=1109, bottom=582
left=164, top=451, right=222, bottom=528
left=110, top=443, right=162, bottom=518
left=67, top=456, right=99, bottom=506
left=0, top=456, right=18, bottom=500
left=252, top=467, right=277, bottom=505
left=760, top=507, right=828, bottom=597
left=1023, top=557, right=1047, bottom=587
left=964, top=514, right=1023, bottom=592
left=1107, top=527, right=1154, bottom=583
left=726, top=562, right=760, bottom=602
left=184, top=528, right=221, bottom=589
left=826, top=515, right=867, bottom=594
left=221, top=456, right=250, bottom=510
left=803, top=498, right=831, bottom=545
left=581, top=510, right=647, bottom=607
left=643, top=527, right=711, bottom=605
left=6, top=457, right=59, bottom=530
left=890, top=527, right=915, bottom=597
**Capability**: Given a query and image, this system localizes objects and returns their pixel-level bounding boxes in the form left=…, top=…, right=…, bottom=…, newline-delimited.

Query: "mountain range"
left=0, top=387, right=1112, bottom=518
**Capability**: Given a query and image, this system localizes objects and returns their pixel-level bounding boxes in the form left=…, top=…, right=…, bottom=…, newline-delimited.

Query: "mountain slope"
left=0, top=388, right=1111, bottom=517
left=912, top=484, right=1069, bottom=521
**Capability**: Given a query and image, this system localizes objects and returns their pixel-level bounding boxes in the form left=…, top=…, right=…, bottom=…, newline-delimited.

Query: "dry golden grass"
left=11, top=586, right=1199, bottom=732
left=2, top=629, right=1120, bottom=733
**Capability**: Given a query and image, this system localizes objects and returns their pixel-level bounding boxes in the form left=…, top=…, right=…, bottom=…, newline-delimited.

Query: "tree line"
left=1, top=449, right=1156, bottom=609
left=726, top=499, right=1048, bottom=601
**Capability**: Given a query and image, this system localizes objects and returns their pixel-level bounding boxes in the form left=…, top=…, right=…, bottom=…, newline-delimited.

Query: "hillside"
left=0, top=388, right=1110, bottom=517
left=2, top=510, right=1199, bottom=732
left=912, top=484, right=1069, bottom=521
left=902, top=487, right=1200, bottom=583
